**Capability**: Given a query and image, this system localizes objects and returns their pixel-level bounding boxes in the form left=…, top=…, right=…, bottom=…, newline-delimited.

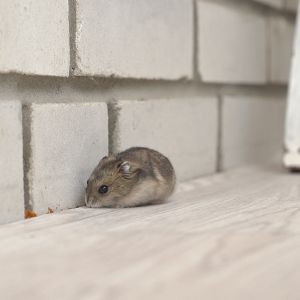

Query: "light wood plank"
left=0, top=165, right=300, bottom=300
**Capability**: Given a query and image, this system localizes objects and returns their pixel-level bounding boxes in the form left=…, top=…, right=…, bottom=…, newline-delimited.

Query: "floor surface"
left=1, top=165, right=300, bottom=300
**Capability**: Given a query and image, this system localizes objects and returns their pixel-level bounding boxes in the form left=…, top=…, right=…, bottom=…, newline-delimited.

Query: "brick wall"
left=0, top=0, right=297, bottom=223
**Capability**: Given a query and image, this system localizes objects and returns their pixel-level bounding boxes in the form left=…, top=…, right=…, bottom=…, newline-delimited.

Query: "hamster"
left=85, top=147, right=176, bottom=208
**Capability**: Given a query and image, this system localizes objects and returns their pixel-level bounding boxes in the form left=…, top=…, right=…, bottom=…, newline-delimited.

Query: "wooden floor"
left=1, top=165, right=300, bottom=300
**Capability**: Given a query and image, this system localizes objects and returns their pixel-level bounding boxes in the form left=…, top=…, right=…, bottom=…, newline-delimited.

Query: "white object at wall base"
left=284, top=152, right=300, bottom=169
left=284, top=2, right=300, bottom=169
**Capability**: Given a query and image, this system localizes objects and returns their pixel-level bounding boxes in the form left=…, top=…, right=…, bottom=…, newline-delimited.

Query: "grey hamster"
left=85, top=147, right=176, bottom=208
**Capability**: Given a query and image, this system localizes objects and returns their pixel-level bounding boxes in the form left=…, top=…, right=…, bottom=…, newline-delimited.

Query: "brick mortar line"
left=22, top=105, right=33, bottom=210
left=107, top=101, right=121, bottom=154
left=0, top=73, right=289, bottom=88
left=217, top=0, right=297, bottom=19
left=216, top=94, right=223, bottom=172
left=0, top=82, right=287, bottom=104
left=266, top=10, right=272, bottom=82
left=193, top=0, right=200, bottom=80
left=68, top=0, right=77, bottom=76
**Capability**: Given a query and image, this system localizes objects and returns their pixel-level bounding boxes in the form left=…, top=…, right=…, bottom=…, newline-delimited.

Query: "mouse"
left=85, top=147, right=176, bottom=208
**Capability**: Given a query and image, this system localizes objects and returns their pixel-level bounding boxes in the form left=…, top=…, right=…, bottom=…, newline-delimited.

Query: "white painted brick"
left=222, top=96, right=285, bottom=170
left=75, top=0, right=193, bottom=80
left=253, top=0, right=284, bottom=9
left=0, top=1, right=69, bottom=76
left=29, top=103, right=108, bottom=215
left=269, top=16, right=295, bottom=83
left=111, top=98, right=218, bottom=181
left=0, top=102, right=24, bottom=224
left=197, top=1, right=267, bottom=84
left=285, top=0, right=299, bottom=12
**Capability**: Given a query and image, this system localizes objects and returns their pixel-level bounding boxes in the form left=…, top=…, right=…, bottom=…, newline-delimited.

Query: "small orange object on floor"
left=24, top=210, right=37, bottom=219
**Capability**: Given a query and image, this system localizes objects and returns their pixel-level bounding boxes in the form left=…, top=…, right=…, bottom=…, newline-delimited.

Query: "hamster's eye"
left=98, top=185, right=108, bottom=194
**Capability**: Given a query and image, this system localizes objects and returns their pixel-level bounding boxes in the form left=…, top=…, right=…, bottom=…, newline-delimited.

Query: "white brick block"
left=75, top=0, right=193, bottom=80
left=110, top=98, right=218, bottom=181
left=253, top=0, right=284, bottom=9
left=0, top=102, right=24, bottom=224
left=222, top=96, right=285, bottom=170
left=197, top=1, right=267, bottom=84
left=269, top=17, right=295, bottom=83
left=0, top=1, right=69, bottom=76
left=28, top=103, right=108, bottom=215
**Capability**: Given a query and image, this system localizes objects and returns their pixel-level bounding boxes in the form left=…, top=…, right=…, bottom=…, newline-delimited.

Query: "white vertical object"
left=284, top=2, right=300, bottom=168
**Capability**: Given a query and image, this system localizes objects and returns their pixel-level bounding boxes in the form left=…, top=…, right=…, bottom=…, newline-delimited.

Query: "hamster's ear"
left=118, top=161, right=139, bottom=177
left=118, top=161, right=131, bottom=174
left=96, top=156, right=108, bottom=169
